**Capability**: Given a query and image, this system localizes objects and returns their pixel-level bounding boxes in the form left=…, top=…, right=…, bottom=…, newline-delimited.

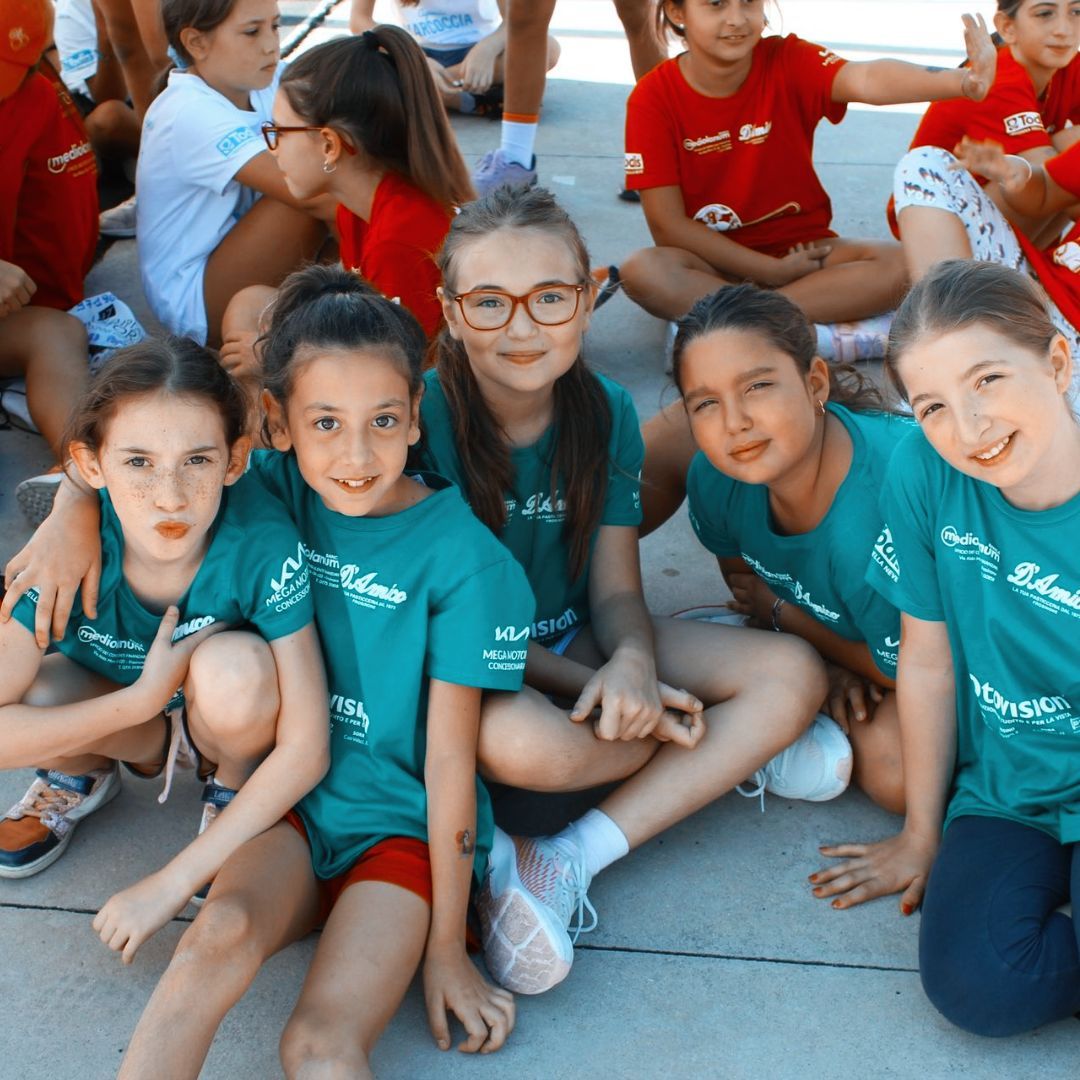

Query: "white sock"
left=500, top=119, right=538, bottom=168
left=558, top=808, right=629, bottom=880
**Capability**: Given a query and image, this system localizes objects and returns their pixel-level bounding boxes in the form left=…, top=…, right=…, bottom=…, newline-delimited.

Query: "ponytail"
left=280, top=29, right=474, bottom=210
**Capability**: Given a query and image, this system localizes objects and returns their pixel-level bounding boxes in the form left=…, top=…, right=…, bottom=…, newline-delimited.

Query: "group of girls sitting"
left=3, top=182, right=1079, bottom=1069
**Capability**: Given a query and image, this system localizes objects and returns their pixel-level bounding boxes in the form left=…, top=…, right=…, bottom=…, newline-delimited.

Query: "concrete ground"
left=2, top=2, right=1078, bottom=1076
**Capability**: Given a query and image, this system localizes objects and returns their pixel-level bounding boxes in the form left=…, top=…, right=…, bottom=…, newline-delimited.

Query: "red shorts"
left=285, top=810, right=432, bottom=924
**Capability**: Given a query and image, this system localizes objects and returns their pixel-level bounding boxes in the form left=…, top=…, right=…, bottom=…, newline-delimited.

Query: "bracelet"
left=1003, top=154, right=1034, bottom=188
left=770, top=597, right=786, bottom=632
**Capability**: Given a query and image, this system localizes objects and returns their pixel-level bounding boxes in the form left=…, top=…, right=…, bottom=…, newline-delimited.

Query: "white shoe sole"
left=15, top=475, right=62, bottom=528
left=477, top=828, right=573, bottom=995
left=0, top=766, right=121, bottom=879
left=767, top=714, right=853, bottom=803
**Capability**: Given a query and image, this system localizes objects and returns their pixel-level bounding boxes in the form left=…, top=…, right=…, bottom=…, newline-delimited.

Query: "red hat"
left=0, top=0, right=51, bottom=101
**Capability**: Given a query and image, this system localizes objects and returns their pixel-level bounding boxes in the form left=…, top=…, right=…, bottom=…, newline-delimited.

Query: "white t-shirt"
left=136, top=66, right=281, bottom=343
left=398, top=0, right=501, bottom=49
left=55, top=0, right=99, bottom=99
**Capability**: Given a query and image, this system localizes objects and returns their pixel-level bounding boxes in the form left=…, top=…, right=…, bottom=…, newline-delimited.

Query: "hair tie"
left=361, top=29, right=379, bottom=50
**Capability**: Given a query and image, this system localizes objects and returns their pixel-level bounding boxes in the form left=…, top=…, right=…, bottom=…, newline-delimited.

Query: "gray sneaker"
left=472, top=150, right=538, bottom=197
left=99, top=195, right=137, bottom=238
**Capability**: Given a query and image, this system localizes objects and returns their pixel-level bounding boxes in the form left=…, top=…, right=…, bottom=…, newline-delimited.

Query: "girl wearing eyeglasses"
left=137, top=0, right=329, bottom=348
left=223, top=26, right=473, bottom=366
left=423, top=186, right=835, bottom=997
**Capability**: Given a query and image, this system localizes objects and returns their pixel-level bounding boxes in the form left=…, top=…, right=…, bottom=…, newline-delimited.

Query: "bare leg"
left=84, top=98, right=141, bottom=160
left=183, top=631, right=279, bottom=790
left=119, top=824, right=320, bottom=1080
left=640, top=399, right=697, bottom=535
left=0, top=307, right=89, bottom=459
left=94, top=0, right=159, bottom=117
left=896, top=205, right=973, bottom=283
left=845, top=691, right=903, bottom=815
left=502, top=0, right=557, bottom=115
left=202, top=196, right=325, bottom=348
left=279, top=881, right=430, bottom=1079
left=620, top=246, right=732, bottom=321
left=613, top=0, right=667, bottom=79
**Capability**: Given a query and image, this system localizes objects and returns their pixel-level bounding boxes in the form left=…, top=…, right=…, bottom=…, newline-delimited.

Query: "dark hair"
left=63, top=336, right=248, bottom=456
left=162, top=0, right=239, bottom=67
left=886, top=260, right=1058, bottom=400
left=671, top=284, right=890, bottom=412
left=433, top=186, right=610, bottom=581
left=996, top=1, right=1025, bottom=18
left=280, top=30, right=474, bottom=211
left=657, top=0, right=777, bottom=42
left=260, top=264, right=427, bottom=437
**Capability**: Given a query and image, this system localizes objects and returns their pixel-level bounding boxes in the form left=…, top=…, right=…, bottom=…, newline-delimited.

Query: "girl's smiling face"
left=680, top=327, right=828, bottom=485
left=439, top=227, right=591, bottom=404
left=71, top=392, right=248, bottom=565
left=266, top=347, right=422, bottom=518
left=666, top=0, right=768, bottom=67
left=997, top=1, right=1080, bottom=74
left=896, top=323, right=1078, bottom=506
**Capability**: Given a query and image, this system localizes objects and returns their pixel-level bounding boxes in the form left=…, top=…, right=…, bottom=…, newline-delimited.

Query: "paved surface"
left=2, top=3, right=1078, bottom=1077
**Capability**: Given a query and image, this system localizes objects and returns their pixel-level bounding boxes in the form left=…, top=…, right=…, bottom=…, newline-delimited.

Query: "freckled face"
left=77, top=393, right=244, bottom=565
left=274, top=347, right=422, bottom=518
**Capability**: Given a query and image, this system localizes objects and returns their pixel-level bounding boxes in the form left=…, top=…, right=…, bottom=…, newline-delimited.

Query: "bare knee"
left=280, top=1011, right=371, bottom=1080
left=850, top=717, right=906, bottom=815
left=753, top=637, right=829, bottom=736
left=221, top=284, right=278, bottom=342
left=506, top=0, right=557, bottom=33
left=618, top=246, right=661, bottom=302
left=173, top=892, right=266, bottom=977
left=187, top=632, right=278, bottom=742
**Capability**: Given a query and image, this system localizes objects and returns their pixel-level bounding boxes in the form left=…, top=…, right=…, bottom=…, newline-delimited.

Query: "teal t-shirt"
left=12, top=474, right=313, bottom=706
left=867, top=429, right=1080, bottom=842
left=419, top=369, right=644, bottom=646
left=687, top=404, right=911, bottom=678
left=247, top=451, right=534, bottom=881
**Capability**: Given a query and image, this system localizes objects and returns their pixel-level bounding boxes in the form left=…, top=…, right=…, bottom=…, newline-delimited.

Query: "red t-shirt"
left=0, top=67, right=98, bottom=311
left=624, top=36, right=848, bottom=256
left=336, top=171, right=452, bottom=338
left=1016, top=143, right=1080, bottom=331
left=889, top=48, right=1080, bottom=235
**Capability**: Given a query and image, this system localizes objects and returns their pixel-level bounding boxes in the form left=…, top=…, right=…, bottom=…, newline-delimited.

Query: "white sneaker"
left=15, top=469, right=63, bottom=526
left=477, top=825, right=597, bottom=995
left=739, top=713, right=852, bottom=806
left=99, top=194, right=137, bottom=238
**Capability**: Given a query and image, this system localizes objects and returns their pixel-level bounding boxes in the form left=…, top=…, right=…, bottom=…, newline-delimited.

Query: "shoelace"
left=736, top=770, right=767, bottom=814
left=545, top=837, right=599, bottom=944
left=158, top=705, right=199, bottom=805
left=15, top=781, right=84, bottom=829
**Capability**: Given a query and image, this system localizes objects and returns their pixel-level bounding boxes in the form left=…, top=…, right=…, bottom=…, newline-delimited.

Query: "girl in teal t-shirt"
left=0, top=338, right=328, bottom=957
left=114, top=266, right=533, bottom=1076
left=674, top=284, right=912, bottom=813
left=813, top=261, right=1080, bottom=1037
left=426, top=186, right=833, bottom=997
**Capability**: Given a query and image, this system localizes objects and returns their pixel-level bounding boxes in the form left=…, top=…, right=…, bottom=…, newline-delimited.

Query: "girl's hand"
left=651, top=681, right=706, bottom=749
left=423, top=946, right=515, bottom=1054
left=426, top=56, right=458, bottom=96
left=135, top=607, right=226, bottom=712
left=823, top=662, right=883, bottom=733
left=726, top=570, right=777, bottom=629
left=2, top=493, right=103, bottom=648
left=951, top=136, right=1016, bottom=186
left=570, top=653, right=666, bottom=742
left=959, top=13, right=995, bottom=102
left=218, top=329, right=260, bottom=380
left=768, top=242, right=832, bottom=287
left=0, top=259, right=35, bottom=317
left=811, top=828, right=939, bottom=913
left=92, top=867, right=191, bottom=963
left=460, top=40, right=498, bottom=94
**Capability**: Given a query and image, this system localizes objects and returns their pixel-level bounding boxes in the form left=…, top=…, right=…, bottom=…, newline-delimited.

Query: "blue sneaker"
left=190, top=778, right=237, bottom=905
left=0, top=764, right=120, bottom=878
left=472, top=149, right=538, bottom=196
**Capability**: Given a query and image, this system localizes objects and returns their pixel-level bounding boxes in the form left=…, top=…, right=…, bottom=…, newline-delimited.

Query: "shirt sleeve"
left=686, top=452, right=740, bottom=557
left=838, top=576, right=901, bottom=678
left=600, top=384, right=644, bottom=527
left=1046, top=142, right=1080, bottom=199
left=787, top=36, right=848, bottom=127
left=866, top=436, right=946, bottom=622
left=624, top=66, right=681, bottom=191
left=237, top=506, right=314, bottom=641
left=246, top=450, right=309, bottom=519
left=169, top=85, right=268, bottom=196
left=426, top=554, right=536, bottom=691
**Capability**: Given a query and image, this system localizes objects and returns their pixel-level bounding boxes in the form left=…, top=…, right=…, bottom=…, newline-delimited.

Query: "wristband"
left=770, top=597, right=786, bottom=632
left=1003, top=154, right=1034, bottom=188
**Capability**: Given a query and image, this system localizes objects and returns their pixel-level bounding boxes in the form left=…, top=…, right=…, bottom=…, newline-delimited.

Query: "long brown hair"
left=671, top=284, right=892, bottom=413
left=433, top=187, right=611, bottom=581
left=280, top=29, right=474, bottom=210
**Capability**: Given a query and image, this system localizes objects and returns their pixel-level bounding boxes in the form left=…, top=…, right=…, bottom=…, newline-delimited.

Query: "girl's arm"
left=422, top=679, right=514, bottom=1054
left=349, top=0, right=376, bottom=34
left=2, top=473, right=102, bottom=647
left=640, top=186, right=832, bottom=287
left=0, top=607, right=220, bottom=769
left=953, top=137, right=1078, bottom=219
left=572, top=525, right=702, bottom=742
left=811, top=613, right=956, bottom=912
left=93, top=624, right=330, bottom=962
left=233, top=154, right=338, bottom=221
left=831, top=14, right=996, bottom=106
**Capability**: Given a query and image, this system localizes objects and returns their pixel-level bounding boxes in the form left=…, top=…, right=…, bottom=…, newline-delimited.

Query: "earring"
left=817, top=399, right=826, bottom=416
left=323, top=160, right=336, bottom=174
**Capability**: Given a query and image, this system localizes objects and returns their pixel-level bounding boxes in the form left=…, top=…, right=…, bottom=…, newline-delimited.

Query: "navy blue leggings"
left=919, top=815, right=1080, bottom=1036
